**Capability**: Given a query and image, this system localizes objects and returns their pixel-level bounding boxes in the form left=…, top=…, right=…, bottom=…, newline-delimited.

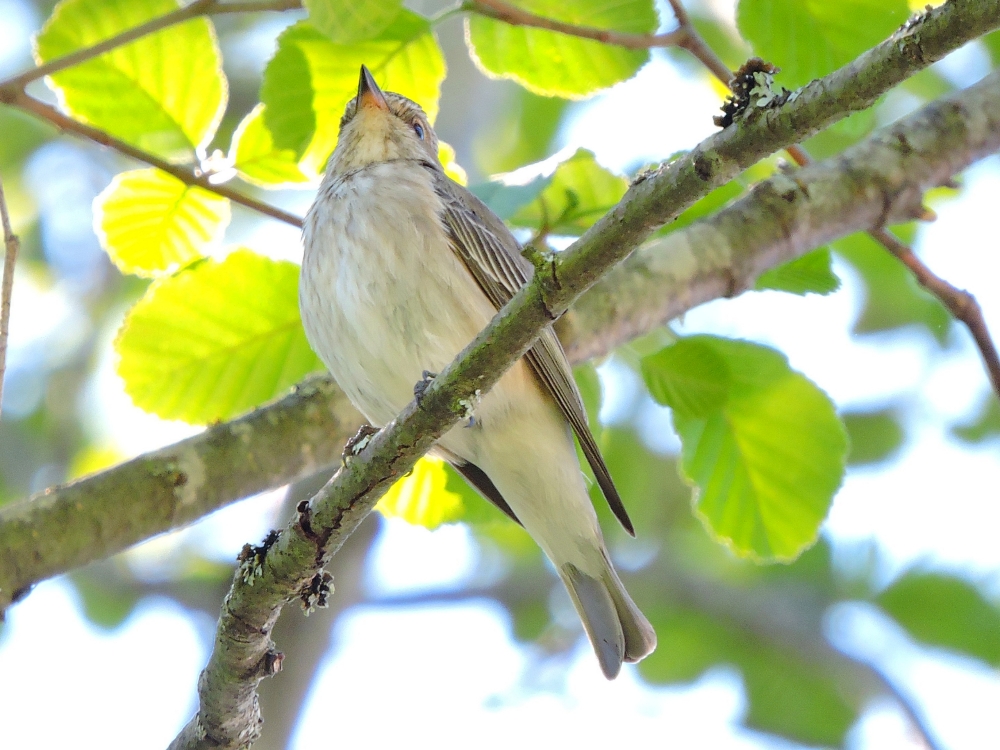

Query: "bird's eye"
left=413, top=123, right=425, bottom=140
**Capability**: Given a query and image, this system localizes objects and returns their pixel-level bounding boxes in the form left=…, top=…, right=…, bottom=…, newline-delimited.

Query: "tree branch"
left=872, top=227, right=1000, bottom=400
left=3, top=92, right=303, bottom=228
left=0, top=0, right=303, bottom=93
left=785, top=143, right=1000, bottom=401
left=0, top=376, right=360, bottom=611
left=0, top=174, right=18, bottom=421
left=0, top=0, right=306, bottom=228
left=168, top=70, right=1000, bottom=749
left=2, top=3, right=999, bottom=612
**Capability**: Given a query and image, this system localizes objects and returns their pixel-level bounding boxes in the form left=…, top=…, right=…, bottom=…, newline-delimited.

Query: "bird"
left=300, top=65, right=656, bottom=679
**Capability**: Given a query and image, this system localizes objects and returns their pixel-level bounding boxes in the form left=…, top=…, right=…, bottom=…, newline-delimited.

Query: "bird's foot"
left=342, top=423, right=379, bottom=465
left=413, top=370, right=438, bottom=404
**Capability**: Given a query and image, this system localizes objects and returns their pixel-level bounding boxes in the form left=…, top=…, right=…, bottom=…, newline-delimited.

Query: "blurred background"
left=1, top=0, right=998, bottom=747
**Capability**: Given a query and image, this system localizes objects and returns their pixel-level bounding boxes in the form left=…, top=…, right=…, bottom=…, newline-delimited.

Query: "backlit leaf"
left=230, top=105, right=311, bottom=188
left=94, top=168, right=230, bottom=277
left=376, top=456, right=465, bottom=529
left=116, top=249, right=324, bottom=423
left=36, top=0, right=227, bottom=161
left=260, top=14, right=445, bottom=179
left=304, top=0, right=402, bottom=43
left=467, top=0, right=658, bottom=98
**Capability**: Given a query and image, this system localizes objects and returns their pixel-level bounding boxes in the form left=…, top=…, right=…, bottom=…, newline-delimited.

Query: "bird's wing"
left=431, top=170, right=635, bottom=536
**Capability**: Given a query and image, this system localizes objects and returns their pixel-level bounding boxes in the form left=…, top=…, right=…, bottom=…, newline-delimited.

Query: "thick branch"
left=567, top=71, right=1000, bottom=362
left=169, top=70, right=1000, bottom=749
left=0, top=376, right=360, bottom=609
left=2, top=3, right=999, bottom=611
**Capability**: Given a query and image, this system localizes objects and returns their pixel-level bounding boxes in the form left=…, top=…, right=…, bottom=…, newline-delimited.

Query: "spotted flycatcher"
left=300, top=66, right=656, bottom=678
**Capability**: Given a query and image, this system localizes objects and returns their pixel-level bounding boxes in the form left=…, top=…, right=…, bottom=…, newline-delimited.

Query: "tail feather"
left=562, top=559, right=657, bottom=679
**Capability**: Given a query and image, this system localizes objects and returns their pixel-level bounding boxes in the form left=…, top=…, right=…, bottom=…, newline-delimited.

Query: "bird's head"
left=328, top=65, right=440, bottom=174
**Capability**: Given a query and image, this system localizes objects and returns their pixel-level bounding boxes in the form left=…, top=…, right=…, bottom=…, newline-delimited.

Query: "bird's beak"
left=357, top=65, right=389, bottom=112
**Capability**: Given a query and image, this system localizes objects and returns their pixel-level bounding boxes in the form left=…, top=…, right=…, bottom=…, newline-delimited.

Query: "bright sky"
left=1, top=3, right=999, bottom=749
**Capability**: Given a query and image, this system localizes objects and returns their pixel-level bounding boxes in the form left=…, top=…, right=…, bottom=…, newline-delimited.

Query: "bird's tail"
left=560, top=551, right=657, bottom=679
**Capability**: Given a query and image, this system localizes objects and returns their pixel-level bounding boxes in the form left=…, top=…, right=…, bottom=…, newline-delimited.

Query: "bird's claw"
left=413, top=370, right=438, bottom=403
left=342, top=423, right=379, bottom=465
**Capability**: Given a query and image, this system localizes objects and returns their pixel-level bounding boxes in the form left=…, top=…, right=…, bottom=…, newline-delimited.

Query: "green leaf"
left=642, top=339, right=731, bottom=418
left=468, top=174, right=552, bottom=221
left=642, top=336, right=847, bottom=561
left=376, top=456, right=465, bottom=529
left=472, top=88, right=568, bottom=175
left=755, top=248, right=841, bottom=295
left=951, top=397, right=1000, bottom=444
left=739, top=641, right=857, bottom=744
left=510, top=149, right=627, bottom=235
left=94, top=168, right=230, bottom=277
left=843, top=408, right=905, bottom=465
left=116, top=249, right=324, bottom=423
left=984, top=30, right=1000, bottom=68
left=467, top=0, right=657, bottom=99
left=70, top=572, right=139, bottom=630
left=36, top=0, right=227, bottom=161
left=230, top=105, right=311, bottom=188
left=878, top=572, right=1000, bottom=666
left=305, top=0, right=402, bottom=43
left=260, top=14, right=446, bottom=179
left=834, top=231, right=951, bottom=342
left=736, top=0, right=909, bottom=89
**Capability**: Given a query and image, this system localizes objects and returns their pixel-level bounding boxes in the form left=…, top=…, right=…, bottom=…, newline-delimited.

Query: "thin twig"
left=7, top=91, right=302, bottom=228
left=663, top=0, right=733, bottom=84
left=873, top=227, right=1000, bottom=398
left=466, top=0, right=733, bottom=83
left=0, top=0, right=302, bottom=94
left=466, top=0, right=685, bottom=49
left=788, top=144, right=1000, bottom=401
left=853, top=656, right=945, bottom=750
left=0, top=0, right=305, bottom=230
left=0, top=175, right=18, bottom=421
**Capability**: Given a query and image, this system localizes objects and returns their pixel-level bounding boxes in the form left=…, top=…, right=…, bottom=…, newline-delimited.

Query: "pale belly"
left=300, top=162, right=501, bottom=429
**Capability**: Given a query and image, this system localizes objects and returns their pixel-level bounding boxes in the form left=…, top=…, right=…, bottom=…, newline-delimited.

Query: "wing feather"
left=430, top=169, right=635, bottom=536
